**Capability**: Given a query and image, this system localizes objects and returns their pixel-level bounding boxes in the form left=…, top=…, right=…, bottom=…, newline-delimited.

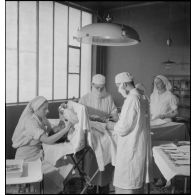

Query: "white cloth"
left=150, top=75, right=178, bottom=120
left=92, top=74, right=105, bottom=85
left=12, top=96, right=47, bottom=148
left=59, top=107, right=79, bottom=125
left=115, top=72, right=133, bottom=84
left=66, top=101, right=90, bottom=153
left=113, top=88, right=151, bottom=189
left=79, top=92, right=118, bottom=118
left=87, top=121, right=117, bottom=171
left=43, top=101, right=90, bottom=165
left=43, top=138, right=74, bottom=166
left=152, top=144, right=190, bottom=182
left=150, top=118, right=170, bottom=126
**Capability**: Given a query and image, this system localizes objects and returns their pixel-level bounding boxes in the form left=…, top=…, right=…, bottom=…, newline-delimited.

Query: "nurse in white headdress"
left=150, top=75, right=178, bottom=122
left=12, top=96, right=73, bottom=193
left=106, top=72, right=152, bottom=194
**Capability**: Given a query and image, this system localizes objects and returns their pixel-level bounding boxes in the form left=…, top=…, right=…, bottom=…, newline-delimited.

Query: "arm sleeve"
left=114, top=97, right=138, bottom=136
left=170, top=94, right=178, bottom=111
left=25, top=119, right=45, bottom=140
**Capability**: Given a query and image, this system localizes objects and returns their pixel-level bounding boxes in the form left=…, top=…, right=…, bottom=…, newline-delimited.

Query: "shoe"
left=99, top=185, right=110, bottom=194
left=86, top=185, right=97, bottom=194
left=154, top=178, right=166, bottom=187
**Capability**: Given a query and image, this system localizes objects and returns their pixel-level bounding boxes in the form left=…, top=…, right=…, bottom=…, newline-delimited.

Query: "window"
left=6, top=1, right=92, bottom=103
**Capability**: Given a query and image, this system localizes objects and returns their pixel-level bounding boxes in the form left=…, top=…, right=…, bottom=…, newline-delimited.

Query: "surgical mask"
left=92, top=87, right=106, bottom=99
left=118, top=83, right=128, bottom=98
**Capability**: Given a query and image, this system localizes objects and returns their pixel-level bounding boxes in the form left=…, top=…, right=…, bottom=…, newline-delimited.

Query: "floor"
left=6, top=175, right=190, bottom=194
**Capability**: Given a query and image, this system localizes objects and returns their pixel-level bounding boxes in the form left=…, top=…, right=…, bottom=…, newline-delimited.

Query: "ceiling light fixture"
left=162, top=2, right=176, bottom=69
left=74, top=12, right=141, bottom=46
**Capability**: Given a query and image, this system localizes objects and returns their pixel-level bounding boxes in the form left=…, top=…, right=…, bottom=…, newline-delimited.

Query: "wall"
left=105, top=2, right=190, bottom=107
left=6, top=101, right=63, bottom=159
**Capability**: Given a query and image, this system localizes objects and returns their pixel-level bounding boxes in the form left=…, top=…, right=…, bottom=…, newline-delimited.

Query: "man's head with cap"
left=115, top=72, right=135, bottom=98
left=91, top=74, right=106, bottom=98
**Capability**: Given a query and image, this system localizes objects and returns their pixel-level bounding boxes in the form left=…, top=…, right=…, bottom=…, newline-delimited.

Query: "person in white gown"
left=150, top=75, right=178, bottom=122
left=12, top=96, right=73, bottom=193
left=79, top=74, right=118, bottom=193
left=106, top=72, right=152, bottom=194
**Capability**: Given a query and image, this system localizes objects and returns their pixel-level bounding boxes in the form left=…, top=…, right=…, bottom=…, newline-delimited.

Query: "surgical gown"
left=113, top=88, right=151, bottom=189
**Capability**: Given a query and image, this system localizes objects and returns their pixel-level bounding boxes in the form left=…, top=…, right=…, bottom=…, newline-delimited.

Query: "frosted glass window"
left=69, top=48, right=80, bottom=73
left=19, top=1, right=36, bottom=102
left=82, top=11, right=92, bottom=27
left=80, top=11, right=92, bottom=96
left=6, top=1, right=17, bottom=103
left=39, top=1, right=53, bottom=100
left=81, top=44, right=92, bottom=96
left=68, top=74, right=79, bottom=98
left=69, top=7, right=81, bottom=46
left=54, top=3, right=68, bottom=99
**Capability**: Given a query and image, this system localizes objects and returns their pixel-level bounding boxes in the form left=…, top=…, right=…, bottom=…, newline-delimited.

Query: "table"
left=152, top=142, right=190, bottom=193
left=151, top=122, right=189, bottom=142
left=6, top=159, right=44, bottom=194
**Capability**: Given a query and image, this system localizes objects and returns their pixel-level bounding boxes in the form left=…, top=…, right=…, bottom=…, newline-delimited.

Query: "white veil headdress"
left=12, top=96, right=47, bottom=148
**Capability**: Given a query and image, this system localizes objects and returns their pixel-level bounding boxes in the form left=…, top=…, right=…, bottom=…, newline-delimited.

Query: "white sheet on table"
left=88, top=121, right=117, bottom=171
left=150, top=119, right=169, bottom=126
left=153, top=146, right=190, bottom=182
left=42, top=141, right=74, bottom=166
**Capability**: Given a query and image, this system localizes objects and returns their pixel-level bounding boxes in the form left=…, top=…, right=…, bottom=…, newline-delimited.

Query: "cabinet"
left=166, top=75, right=190, bottom=118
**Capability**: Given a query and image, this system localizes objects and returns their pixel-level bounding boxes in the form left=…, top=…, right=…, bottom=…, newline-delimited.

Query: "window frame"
left=6, top=1, right=93, bottom=105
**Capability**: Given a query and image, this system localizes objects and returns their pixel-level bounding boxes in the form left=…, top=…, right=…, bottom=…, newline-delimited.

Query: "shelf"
left=178, top=105, right=191, bottom=109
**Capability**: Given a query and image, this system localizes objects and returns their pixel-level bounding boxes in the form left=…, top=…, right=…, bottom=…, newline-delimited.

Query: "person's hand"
left=106, top=121, right=115, bottom=130
left=58, top=120, right=65, bottom=129
left=66, top=121, right=73, bottom=129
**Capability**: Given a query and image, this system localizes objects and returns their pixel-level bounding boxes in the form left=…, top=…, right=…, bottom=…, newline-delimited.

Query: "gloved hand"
left=106, top=121, right=115, bottom=130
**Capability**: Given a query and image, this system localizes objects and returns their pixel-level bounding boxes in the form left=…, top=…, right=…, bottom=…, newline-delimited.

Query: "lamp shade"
left=75, top=23, right=141, bottom=46
left=162, top=60, right=176, bottom=69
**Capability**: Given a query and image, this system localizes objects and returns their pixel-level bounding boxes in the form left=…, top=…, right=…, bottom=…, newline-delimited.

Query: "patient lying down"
left=49, top=105, right=79, bottom=143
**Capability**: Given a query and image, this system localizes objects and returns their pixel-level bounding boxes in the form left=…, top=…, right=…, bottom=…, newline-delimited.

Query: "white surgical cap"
left=92, top=74, right=105, bottom=85
left=115, top=72, right=133, bottom=84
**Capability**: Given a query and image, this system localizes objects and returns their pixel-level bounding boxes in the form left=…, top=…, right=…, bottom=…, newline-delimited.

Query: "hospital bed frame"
left=65, top=131, right=100, bottom=194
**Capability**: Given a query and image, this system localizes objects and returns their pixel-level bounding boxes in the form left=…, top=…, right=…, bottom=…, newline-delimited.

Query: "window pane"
left=6, top=1, right=17, bottom=103
left=81, top=44, right=92, bottom=96
left=68, top=74, right=79, bottom=99
left=82, top=11, right=92, bottom=27
left=39, top=1, right=53, bottom=100
left=69, top=7, right=80, bottom=46
left=69, top=48, right=80, bottom=73
left=54, top=3, right=68, bottom=99
left=80, top=12, right=92, bottom=96
left=19, top=1, right=36, bottom=102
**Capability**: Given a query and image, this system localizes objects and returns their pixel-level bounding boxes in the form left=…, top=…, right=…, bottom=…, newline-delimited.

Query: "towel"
left=66, top=101, right=90, bottom=153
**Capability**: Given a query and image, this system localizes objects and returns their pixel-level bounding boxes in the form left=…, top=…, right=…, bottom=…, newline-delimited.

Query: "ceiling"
left=71, top=1, right=155, bottom=11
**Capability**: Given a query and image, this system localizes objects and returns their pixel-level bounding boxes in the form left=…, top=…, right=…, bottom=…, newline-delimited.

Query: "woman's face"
left=154, top=78, right=166, bottom=91
left=36, top=101, right=49, bottom=118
